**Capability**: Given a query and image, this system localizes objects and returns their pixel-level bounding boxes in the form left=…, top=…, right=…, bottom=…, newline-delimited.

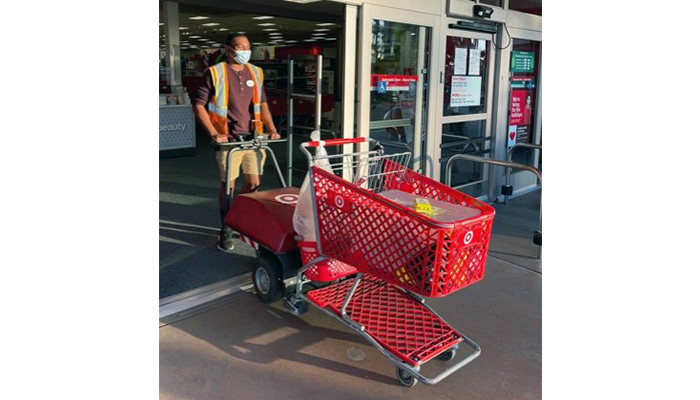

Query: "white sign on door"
left=454, top=47, right=468, bottom=75
left=450, top=76, right=482, bottom=107
left=468, top=48, right=481, bottom=76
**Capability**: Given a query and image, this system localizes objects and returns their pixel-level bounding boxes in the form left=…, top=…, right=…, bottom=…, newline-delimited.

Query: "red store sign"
left=509, top=89, right=526, bottom=126
left=370, top=74, right=418, bottom=91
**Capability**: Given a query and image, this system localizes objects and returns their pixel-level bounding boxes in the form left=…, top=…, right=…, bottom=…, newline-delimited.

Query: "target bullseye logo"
left=463, top=230, right=474, bottom=245
left=329, top=191, right=352, bottom=212
left=334, top=195, right=345, bottom=209
left=274, top=194, right=299, bottom=205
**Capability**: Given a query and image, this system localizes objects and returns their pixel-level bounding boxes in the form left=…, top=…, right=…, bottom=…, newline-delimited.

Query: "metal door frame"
left=286, top=54, right=325, bottom=184
left=356, top=4, right=441, bottom=174
left=431, top=21, right=496, bottom=193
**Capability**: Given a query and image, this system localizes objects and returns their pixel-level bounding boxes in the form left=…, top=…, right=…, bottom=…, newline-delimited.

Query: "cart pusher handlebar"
left=212, top=136, right=288, bottom=214
left=212, top=136, right=287, bottom=149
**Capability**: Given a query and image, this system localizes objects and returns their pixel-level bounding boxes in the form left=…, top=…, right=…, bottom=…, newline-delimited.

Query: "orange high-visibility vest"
left=207, top=61, right=264, bottom=135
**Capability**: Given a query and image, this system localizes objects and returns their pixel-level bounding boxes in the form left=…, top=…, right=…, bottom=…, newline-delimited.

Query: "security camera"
left=474, top=5, right=494, bottom=18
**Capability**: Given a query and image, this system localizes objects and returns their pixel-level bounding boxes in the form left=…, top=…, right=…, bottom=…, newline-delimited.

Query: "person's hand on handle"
left=211, top=133, right=229, bottom=143
left=269, top=132, right=281, bottom=140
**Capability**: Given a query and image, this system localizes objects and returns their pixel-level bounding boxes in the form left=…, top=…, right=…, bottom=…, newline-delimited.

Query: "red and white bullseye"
left=274, top=194, right=299, bottom=205
left=463, top=230, right=474, bottom=245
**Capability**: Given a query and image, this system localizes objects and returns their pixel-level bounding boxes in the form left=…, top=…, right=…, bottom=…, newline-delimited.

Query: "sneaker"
left=217, top=230, right=236, bottom=253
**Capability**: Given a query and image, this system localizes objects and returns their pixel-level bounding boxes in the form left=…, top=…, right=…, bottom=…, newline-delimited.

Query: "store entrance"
left=159, top=0, right=345, bottom=301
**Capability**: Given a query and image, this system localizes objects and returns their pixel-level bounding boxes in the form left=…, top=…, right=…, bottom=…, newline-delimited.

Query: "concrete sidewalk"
left=159, top=190, right=542, bottom=399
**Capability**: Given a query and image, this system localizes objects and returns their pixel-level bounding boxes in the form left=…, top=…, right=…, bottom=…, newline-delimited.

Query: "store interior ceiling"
left=159, top=0, right=344, bottom=52
left=159, top=0, right=542, bottom=52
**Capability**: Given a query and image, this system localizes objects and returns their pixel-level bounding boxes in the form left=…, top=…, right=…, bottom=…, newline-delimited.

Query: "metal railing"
left=504, top=143, right=542, bottom=205
left=445, top=154, right=542, bottom=260
left=287, top=55, right=323, bottom=184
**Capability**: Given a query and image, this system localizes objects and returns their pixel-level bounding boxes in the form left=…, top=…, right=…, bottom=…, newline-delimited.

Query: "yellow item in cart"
left=395, top=266, right=414, bottom=285
left=414, top=198, right=433, bottom=215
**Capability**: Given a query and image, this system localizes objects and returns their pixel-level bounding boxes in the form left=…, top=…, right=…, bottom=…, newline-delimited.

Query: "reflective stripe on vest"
left=246, top=63, right=264, bottom=134
left=207, top=62, right=229, bottom=135
left=207, top=62, right=264, bottom=135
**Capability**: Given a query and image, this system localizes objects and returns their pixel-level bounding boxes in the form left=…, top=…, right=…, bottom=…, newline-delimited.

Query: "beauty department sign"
left=159, top=106, right=195, bottom=150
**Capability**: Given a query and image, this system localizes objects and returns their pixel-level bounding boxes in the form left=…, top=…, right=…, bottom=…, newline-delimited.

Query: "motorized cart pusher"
left=215, top=135, right=358, bottom=304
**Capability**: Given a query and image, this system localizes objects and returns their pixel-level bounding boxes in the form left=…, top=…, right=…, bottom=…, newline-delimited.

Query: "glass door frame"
left=431, top=23, right=497, bottom=194
left=356, top=4, right=441, bottom=174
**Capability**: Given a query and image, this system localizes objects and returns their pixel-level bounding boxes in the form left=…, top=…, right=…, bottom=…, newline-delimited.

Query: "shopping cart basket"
left=286, top=137, right=496, bottom=386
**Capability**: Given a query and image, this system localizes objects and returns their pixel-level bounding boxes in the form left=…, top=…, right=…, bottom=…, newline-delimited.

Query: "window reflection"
left=369, top=20, right=430, bottom=158
left=440, top=121, right=491, bottom=196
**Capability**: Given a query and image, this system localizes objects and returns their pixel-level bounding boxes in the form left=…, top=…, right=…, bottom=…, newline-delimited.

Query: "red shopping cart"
left=285, top=137, right=496, bottom=387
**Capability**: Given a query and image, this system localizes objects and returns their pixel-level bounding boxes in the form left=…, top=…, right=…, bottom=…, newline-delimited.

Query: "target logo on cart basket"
left=274, top=194, right=299, bottom=205
left=329, top=191, right=353, bottom=213
left=463, top=230, right=474, bottom=245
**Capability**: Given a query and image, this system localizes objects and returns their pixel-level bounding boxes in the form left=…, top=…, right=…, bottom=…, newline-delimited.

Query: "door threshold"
left=159, top=274, right=253, bottom=319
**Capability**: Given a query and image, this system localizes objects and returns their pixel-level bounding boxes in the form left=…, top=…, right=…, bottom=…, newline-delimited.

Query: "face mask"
left=234, top=50, right=251, bottom=64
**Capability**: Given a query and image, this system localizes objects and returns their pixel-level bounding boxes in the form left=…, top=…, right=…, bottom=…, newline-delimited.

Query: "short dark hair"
left=224, top=33, right=248, bottom=46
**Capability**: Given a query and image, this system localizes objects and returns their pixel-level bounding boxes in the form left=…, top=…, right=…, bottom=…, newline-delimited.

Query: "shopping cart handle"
left=303, top=137, right=368, bottom=148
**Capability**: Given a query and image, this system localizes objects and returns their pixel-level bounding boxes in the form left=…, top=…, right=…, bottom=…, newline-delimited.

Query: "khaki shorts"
left=215, top=149, right=266, bottom=183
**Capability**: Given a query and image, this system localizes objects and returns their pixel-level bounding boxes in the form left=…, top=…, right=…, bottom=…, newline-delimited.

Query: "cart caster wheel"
left=396, top=366, right=418, bottom=387
left=253, top=253, right=284, bottom=304
left=437, top=348, right=457, bottom=361
left=283, top=295, right=309, bottom=316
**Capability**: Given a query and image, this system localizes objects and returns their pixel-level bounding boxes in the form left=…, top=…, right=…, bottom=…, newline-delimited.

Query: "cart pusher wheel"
left=252, top=253, right=285, bottom=304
